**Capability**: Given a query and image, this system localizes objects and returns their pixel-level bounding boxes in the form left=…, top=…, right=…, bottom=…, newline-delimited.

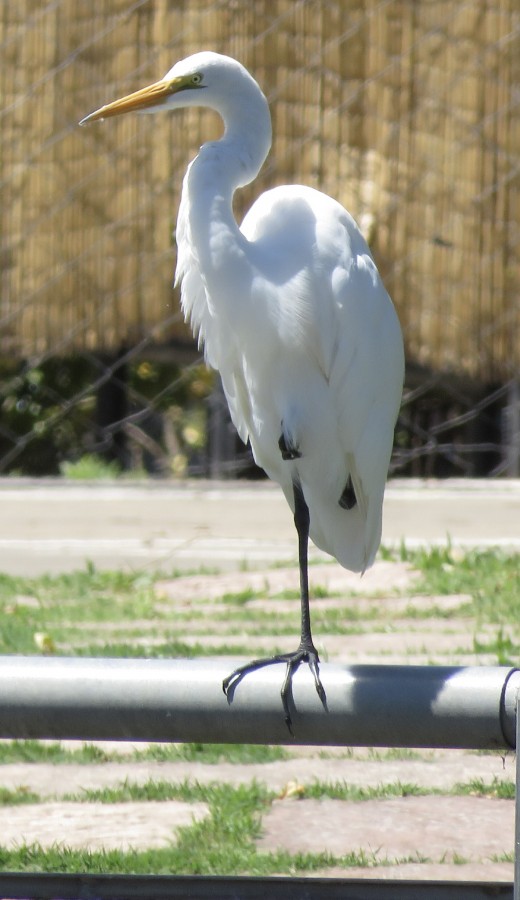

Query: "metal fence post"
left=513, top=691, right=520, bottom=900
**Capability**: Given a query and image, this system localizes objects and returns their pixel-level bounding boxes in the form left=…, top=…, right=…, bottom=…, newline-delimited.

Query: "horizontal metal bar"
left=0, top=872, right=512, bottom=900
left=0, top=656, right=517, bottom=748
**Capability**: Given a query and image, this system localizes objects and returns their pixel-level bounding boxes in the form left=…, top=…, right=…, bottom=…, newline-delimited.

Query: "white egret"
left=81, top=51, right=404, bottom=729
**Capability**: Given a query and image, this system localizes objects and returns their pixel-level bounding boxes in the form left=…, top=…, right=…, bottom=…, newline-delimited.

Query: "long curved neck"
left=197, top=80, right=272, bottom=192
left=182, top=86, right=272, bottom=297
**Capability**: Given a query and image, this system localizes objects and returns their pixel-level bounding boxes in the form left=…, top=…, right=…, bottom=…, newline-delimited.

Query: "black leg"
left=290, top=481, right=326, bottom=708
left=222, top=480, right=327, bottom=732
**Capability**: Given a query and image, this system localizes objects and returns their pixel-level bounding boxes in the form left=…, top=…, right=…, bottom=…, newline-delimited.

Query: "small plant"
left=59, top=454, right=121, bottom=480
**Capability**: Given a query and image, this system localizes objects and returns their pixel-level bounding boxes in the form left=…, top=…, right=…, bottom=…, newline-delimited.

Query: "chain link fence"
left=1, top=0, right=519, bottom=479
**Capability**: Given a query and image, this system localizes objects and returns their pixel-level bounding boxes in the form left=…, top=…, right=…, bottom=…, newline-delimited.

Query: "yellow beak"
left=79, top=77, right=181, bottom=126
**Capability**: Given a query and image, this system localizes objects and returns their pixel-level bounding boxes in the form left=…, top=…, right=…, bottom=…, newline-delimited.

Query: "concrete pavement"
left=0, top=477, right=519, bottom=575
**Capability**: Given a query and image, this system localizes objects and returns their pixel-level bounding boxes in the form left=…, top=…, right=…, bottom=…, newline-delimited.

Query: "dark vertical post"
left=95, top=346, right=130, bottom=469
left=207, top=375, right=235, bottom=478
left=503, top=379, right=520, bottom=477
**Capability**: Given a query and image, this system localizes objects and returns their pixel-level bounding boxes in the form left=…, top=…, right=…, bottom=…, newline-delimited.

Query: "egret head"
left=79, top=51, right=265, bottom=126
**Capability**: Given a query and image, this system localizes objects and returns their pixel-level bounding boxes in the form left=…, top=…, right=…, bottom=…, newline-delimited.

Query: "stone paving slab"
left=155, top=560, right=417, bottom=604
left=311, top=862, right=513, bottom=881
left=257, top=795, right=514, bottom=865
left=245, top=593, right=473, bottom=615
left=0, top=800, right=209, bottom=851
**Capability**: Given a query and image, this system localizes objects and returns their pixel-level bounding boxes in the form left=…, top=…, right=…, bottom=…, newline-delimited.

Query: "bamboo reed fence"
left=0, top=0, right=519, bottom=477
left=1, top=0, right=518, bottom=380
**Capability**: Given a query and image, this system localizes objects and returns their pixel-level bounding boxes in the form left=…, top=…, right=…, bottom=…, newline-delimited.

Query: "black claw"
left=339, top=474, right=357, bottom=509
left=282, top=677, right=294, bottom=734
left=278, top=433, right=302, bottom=461
left=280, top=657, right=298, bottom=733
left=222, top=645, right=327, bottom=734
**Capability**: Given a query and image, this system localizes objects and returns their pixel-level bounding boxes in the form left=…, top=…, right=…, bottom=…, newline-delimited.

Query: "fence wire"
left=1, top=0, right=519, bottom=479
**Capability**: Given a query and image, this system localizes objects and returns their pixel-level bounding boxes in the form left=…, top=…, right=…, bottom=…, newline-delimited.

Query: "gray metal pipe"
left=515, top=691, right=520, bottom=900
left=0, top=656, right=517, bottom=748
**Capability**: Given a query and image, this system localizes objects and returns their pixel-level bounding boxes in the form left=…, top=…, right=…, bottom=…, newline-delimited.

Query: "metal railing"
left=0, top=656, right=517, bottom=898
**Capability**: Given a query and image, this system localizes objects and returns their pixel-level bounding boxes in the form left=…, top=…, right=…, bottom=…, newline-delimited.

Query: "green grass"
left=59, top=454, right=122, bottom=480
left=301, top=780, right=429, bottom=801
left=1, top=546, right=519, bottom=658
left=0, top=739, right=288, bottom=766
left=472, top=629, right=520, bottom=666
left=492, top=851, right=515, bottom=863
left=66, top=777, right=204, bottom=804
left=73, top=640, right=288, bottom=659
left=0, top=740, right=114, bottom=764
left=398, top=545, right=520, bottom=627
left=65, top=777, right=433, bottom=806
left=221, top=588, right=261, bottom=605
left=138, top=742, right=289, bottom=765
left=452, top=776, right=515, bottom=800
left=0, top=842, right=422, bottom=877
left=0, top=567, right=162, bottom=654
left=0, top=785, right=41, bottom=805
left=366, top=747, right=432, bottom=762
left=300, top=777, right=515, bottom=802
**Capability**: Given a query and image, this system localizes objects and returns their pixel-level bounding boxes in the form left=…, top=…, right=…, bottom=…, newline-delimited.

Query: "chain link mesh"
left=1, top=0, right=519, bottom=478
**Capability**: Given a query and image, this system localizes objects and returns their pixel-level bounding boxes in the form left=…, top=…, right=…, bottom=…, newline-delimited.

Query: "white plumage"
left=81, top=51, right=404, bottom=727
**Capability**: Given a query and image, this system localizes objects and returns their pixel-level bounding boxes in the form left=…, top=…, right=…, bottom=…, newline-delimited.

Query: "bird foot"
left=278, top=433, right=302, bottom=461
left=222, top=642, right=327, bottom=733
